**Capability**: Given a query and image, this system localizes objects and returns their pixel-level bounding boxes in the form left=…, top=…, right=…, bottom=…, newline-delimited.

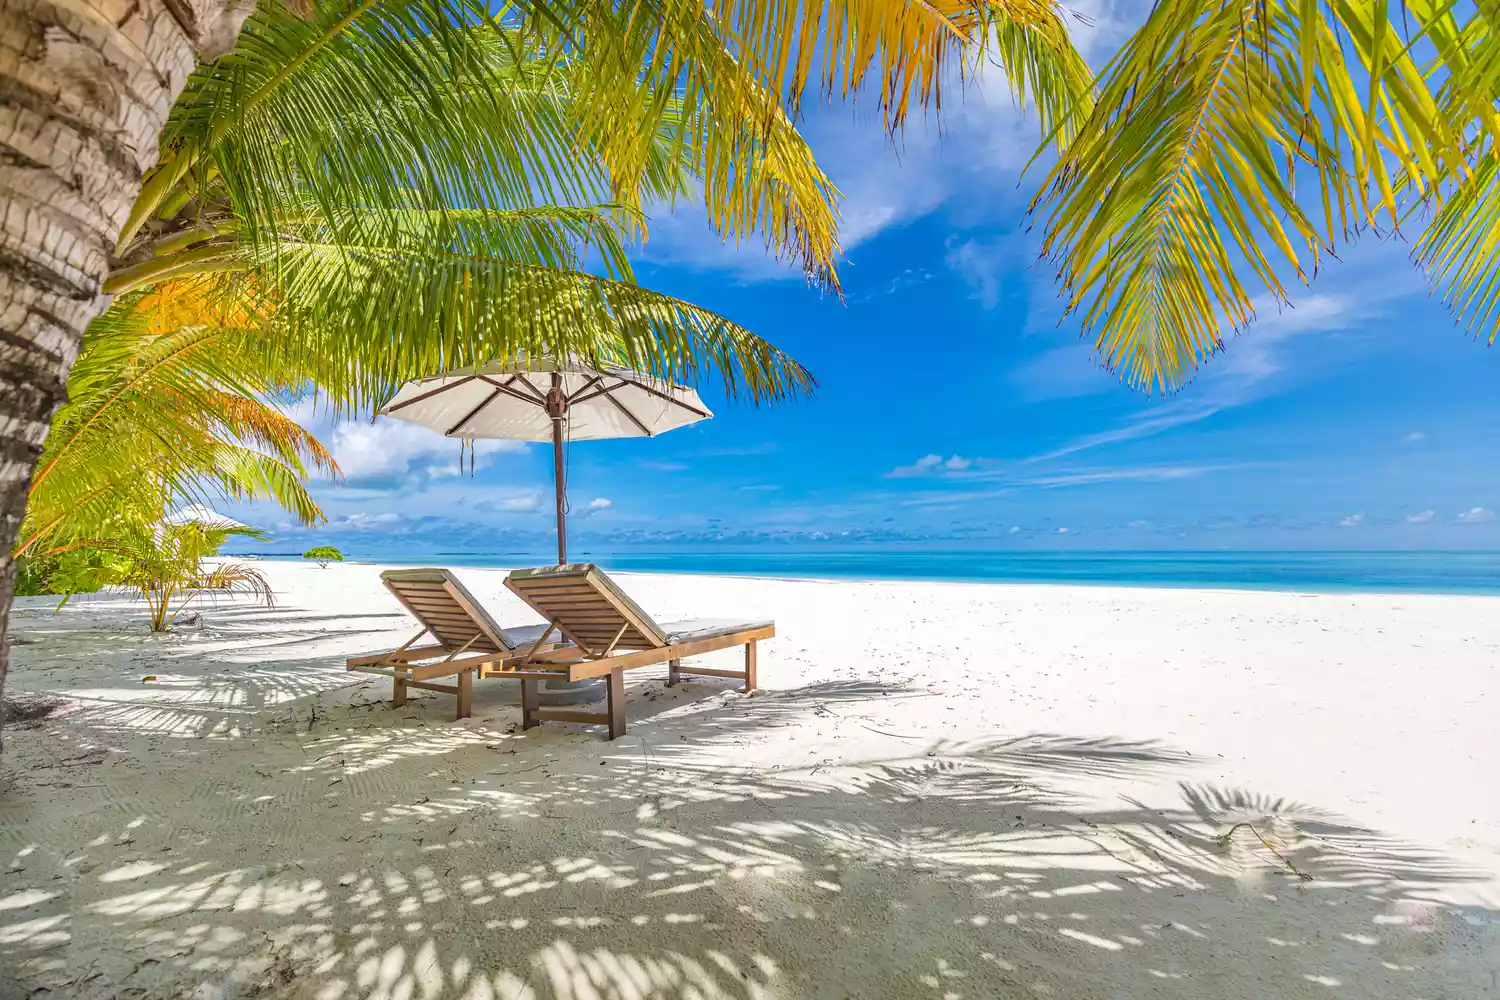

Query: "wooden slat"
left=402, top=598, right=466, bottom=613
left=442, top=580, right=510, bottom=652
left=512, top=583, right=597, bottom=596
left=563, top=626, right=775, bottom=681
left=412, top=615, right=481, bottom=629
left=346, top=644, right=445, bottom=667
left=479, top=665, right=571, bottom=680
left=405, top=679, right=460, bottom=694
left=675, top=665, right=748, bottom=680
left=532, top=601, right=619, bottom=614
left=389, top=583, right=452, bottom=595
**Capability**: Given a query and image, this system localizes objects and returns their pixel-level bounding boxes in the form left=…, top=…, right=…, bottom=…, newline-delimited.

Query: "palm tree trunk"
left=0, top=0, right=255, bottom=748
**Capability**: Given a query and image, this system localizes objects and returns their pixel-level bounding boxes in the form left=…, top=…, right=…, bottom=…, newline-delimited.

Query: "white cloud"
left=1458, top=506, right=1495, bottom=524
left=285, top=401, right=527, bottom=485
left=1007, top=525, right=1021, bottom=534
left=1056, top=527, right=1070, bottom=534
left=639, top=49, right=1081, bottom=281
left=1025, top=463, right=1246, bottom=487
left=1338, top=513, right=1364, bottom=527
left=1402, top=431, right=1426, bottom=443
left=572, top=497, right=614, bottom=520
left=1406, top=509, right=1436, bottom=524
left=888, top=454, right=975, bottom=478
left=1026, top=404, right=1225, bottom=463
left=325, top=511, right=403, bottom=532
left=328, top=421, right=525, bottom=483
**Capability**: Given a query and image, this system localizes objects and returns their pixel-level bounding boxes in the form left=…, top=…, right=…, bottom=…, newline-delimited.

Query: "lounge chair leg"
left=744, top=640, right=757, bottom=692
left=393, top=676, right=407, bottom=707
left=606, top=668, right=626, bottom=740
left=666, top=658, right=681, bottom=687
left=520, top=679, right=540, bottom=729
left=456, top=669, right=473, bottom=719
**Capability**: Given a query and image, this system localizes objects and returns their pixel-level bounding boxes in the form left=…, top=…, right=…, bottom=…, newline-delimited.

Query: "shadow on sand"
left=2, top=672, right=1498, bottom=999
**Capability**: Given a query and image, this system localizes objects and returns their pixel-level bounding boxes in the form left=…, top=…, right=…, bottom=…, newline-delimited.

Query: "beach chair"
left=484, top=564, right=774, bottom=739
left=345, top=568, right=562, bottom=718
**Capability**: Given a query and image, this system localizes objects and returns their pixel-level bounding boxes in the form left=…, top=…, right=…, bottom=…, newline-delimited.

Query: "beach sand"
left=2, top=559, right=1498, bottom=998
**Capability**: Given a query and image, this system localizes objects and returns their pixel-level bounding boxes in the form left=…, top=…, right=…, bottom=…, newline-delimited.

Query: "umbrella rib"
left=509, top=374, right=549, bottom=403
left=446, top=387, right=503, bottom=437
left=477, top=374, right=546, bottom=409
left=381, top=374, right=479, bottom=414
left=609, top=372, right=712, bottom=419
left=568, top=379, right=625, bottom=407
left=566, top=375, right=605, bottom=404
left=600, top=384, right=654, bottom=436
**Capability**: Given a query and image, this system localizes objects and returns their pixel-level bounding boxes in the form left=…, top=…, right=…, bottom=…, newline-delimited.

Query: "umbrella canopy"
left=378, top=358, right=712, bottom=563
left=162, top=504, right=250, bottom=531
left=380, top=358, right=712, bottom=442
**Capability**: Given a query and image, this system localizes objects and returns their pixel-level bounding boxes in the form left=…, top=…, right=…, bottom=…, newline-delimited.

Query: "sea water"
left=245, top=547, right=1500, bottom=595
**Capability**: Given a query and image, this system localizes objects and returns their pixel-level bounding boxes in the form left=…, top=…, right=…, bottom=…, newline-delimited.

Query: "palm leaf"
left=1029, top=0, right=1465, bottom=392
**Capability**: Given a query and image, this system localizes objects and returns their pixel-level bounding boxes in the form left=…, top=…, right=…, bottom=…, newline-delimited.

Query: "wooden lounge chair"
left=346, top=568, right=560, bottom=718
left=485, top=563, right=774, bottom=739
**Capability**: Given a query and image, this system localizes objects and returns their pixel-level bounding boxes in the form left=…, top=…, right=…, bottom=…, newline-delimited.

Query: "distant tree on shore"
left=303, top=547, right=344, bottom=569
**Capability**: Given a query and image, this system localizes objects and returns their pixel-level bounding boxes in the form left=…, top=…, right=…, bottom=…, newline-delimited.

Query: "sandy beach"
left=2, top=558, right=1499, bottom=998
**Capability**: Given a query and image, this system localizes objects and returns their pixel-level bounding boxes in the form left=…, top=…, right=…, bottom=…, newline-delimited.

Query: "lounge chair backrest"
left=506, top=564, right=668, bottom=655
left=382, top=568, right=512, bottom=653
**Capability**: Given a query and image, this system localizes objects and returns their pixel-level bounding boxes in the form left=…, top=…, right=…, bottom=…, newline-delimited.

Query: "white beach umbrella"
left=163, top=504, right=250, bottom=531
left=378, top=357, right=712, bottom=563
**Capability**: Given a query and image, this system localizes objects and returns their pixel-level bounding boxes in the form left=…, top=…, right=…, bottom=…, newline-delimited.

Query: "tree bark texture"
left=0, top=0, right=251, bottom=747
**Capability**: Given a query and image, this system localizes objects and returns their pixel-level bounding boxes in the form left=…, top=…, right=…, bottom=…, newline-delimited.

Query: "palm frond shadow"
left=4, top=675, right=1498, bottom=998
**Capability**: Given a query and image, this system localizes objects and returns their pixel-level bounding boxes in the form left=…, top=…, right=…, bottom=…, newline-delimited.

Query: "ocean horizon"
left=235, top=547, right=1500, bottom=596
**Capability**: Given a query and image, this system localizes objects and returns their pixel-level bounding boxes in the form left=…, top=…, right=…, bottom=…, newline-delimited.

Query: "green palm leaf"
left=1029, top=0, right=1470, bottom=392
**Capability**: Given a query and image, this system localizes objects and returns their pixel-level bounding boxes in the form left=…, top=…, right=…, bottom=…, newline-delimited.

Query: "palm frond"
left=19, top=293, right=336, bottom=560
left=219, top=236, right=818, bottom=411
left=1029, top=0, right=1468, bottom=392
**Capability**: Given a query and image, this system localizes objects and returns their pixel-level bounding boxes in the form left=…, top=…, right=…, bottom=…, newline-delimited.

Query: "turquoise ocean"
left=249, top=548, right=1500, bottom=595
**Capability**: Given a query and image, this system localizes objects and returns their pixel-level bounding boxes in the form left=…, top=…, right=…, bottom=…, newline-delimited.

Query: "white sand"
left=2, top=559, right=1499, bottom=999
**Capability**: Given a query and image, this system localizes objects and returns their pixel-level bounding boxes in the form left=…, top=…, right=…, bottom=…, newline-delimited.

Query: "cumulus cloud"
left=328, top=421, right=525, bottom=484
left=284, top=400, right=526, bottom=485
left=1402, top=431, right=1426, bottom=443
left=573, top=497, right=614, bottom=520
left=1406, top=509, right=1436, bottom=524
left=325, top=512, right=403, bottom=532
left=1008, top=525, right=1021, bottom=534
left=887, top=454, right=975, bottom=478
left=1338, top=513, right=1364, bottom=527
left=1458, top=506, right=1495, bottom=524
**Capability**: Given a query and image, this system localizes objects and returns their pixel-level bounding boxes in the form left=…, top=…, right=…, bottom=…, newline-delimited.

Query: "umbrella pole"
left=552, top=415, right=567, bottom=564
left=549, top=374, right=567, bottom=565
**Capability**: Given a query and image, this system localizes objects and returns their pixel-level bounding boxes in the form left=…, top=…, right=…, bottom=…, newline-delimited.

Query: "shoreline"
left=229, top=550, right=1500, bottom=599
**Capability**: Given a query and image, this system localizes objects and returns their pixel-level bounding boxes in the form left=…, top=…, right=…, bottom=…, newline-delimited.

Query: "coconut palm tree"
left=1029, top=0, right=1500, bottom=393
left=0, top=0, right=1092, bottom=721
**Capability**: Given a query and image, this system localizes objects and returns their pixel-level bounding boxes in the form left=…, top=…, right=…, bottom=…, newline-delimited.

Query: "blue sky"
left=230, top=8, right=1500, bottom=555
